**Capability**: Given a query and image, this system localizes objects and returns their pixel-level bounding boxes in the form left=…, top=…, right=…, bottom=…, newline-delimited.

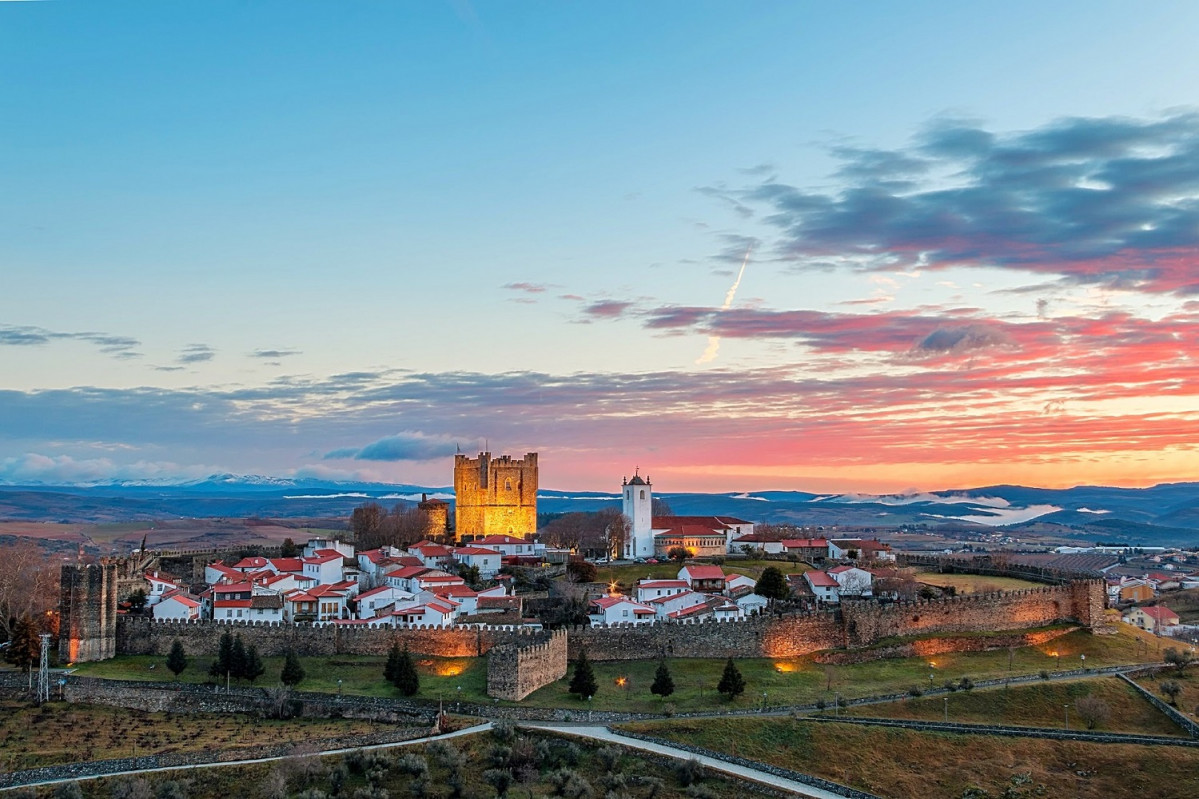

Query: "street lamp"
left=762, top=691, right=768, bottom=711
left=337, top=678, right=342, bottom=700
left=943, top=696, right=948, bottom=723
left=834, top=692, right=840, bottom=717
left=456, top=685, right=462, bottom=712
left=1063, top=704, right=1070, bottom=730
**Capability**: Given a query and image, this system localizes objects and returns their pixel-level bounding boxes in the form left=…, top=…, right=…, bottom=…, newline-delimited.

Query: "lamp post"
left=456, top=685, right=462, bottom=712
left=943, top=696, right=948, bottom=723
left=834, top=692, right=840, bottom=717
left=1063, top=704, right=1070, bottom=730
left=337, top=678, right=342, bottom=701
left=762, top=691, right=768, bottom=712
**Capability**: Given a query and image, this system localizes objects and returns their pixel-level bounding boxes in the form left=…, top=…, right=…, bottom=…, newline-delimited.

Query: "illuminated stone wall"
left=487, top=629, right=567, bottom=700
left=453, top=452, right=538, bottom=537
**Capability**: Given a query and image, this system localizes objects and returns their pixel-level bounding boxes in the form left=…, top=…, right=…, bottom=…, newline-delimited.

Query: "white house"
left=247, top=594, right=286, bottom=623
left=145, top=573, right=186, bottom=605
left=391, top=597, right=457, bottom=627
left=302, top=550, right=347, bottom=585
left=730, top=535, right=784, bottom=555
left=472, top=534, right=545, bottom=558
left=646, top=590, right=710, bottom=620
left=453, top=546, right=502, bottom=578
left=636, top=579, right=689, bottom=603
left=428, top=584, right=480, bottom=617
left=724, top=573, right=757, bottom=596
left=204, top=562, right=244, bottom=586
left=588, top=595, right=657, bottom=626
left=828, top=539, right=894, bottom=562
left=303, top=537, right=355, bottom=560
left=408, top=542, right=454, bottom=569
left=804, top=570, right=841, bottom=604
left=152, top=590, right=201, bottom=621
left=308, top=581, right=359, bottom=621
left=828, top=565, right=873, bottom=597
left=735, top=592, right=769, bottom=615
left=356, top=585, right=417, bottom=619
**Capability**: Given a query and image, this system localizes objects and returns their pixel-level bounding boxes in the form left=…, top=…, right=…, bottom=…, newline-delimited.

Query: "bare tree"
left=1073, top=696, right=1111, bottom=730
left=599, top=509, right=631, bottom=559
left=0, top=540, right=59, bottom=641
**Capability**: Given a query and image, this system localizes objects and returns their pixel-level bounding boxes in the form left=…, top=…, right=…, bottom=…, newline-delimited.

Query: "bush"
left=908, top=686, right=923, bottom=697
left=490, top=719, right=516, bottom=743
left=674, top=759, right=704, bottom=787
left=684, top=786, right=718, bottom=799
left=1160, top=680, right=1182, bottom=705
left=566, top=561, right=598, bottom=583
left=53, top=783, right=83, bottom=799
left=1039, top=670, right=1050, bottom=680
left=958, top=677, right=974, bottom=692
left=394, top=753, right=429, bottom=778
left=596, top=745, right=623, bottom=773
left=111, top=778, right=154, bottom=799
left=944, top=680, right=958, bottom=692
left=815, top=698, right=827, bottom=710
left=1074, top=695, right=1111, bottom=730
left=482, top=769, right=514, bottom=798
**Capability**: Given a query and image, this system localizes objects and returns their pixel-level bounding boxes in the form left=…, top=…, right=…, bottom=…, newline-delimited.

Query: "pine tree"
left=209, top=631, right=234, bottom=680
left=166, top=640, right=188, bottom=679
left=230, top=635, right=248, bottom=682
left=280, top=649, right=306, bottom=687
left=650, top=660, right=675, bottom=698
left=3, top=616, right=41, bottom=672
left=243, top=644, right=265, bottom=684
left=394, top=645, right=420, bottom=697
left=717, top=657, right=745, bottom=699
left=569, top=649, right=598, bottom=699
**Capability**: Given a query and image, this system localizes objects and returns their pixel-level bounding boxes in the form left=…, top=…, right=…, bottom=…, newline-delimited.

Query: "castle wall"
left=487, top=629, right=568, bottom=700
left=59, top=561, right=119, bottom=663
left=454, top=452, right=538, bottom=536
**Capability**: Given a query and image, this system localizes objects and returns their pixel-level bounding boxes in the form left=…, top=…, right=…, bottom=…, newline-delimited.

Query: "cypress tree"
left=230, top=635, right=248, bottom=682
left=280, top=649, right=306, bottom=687
left=717, top=657, right=745, bottom=698
left=243, top=644, right=265, bottom=684
left=650, top=660, right=675, bottom=698
left=394, top=646, right=420, bottom=697
left=166, top=640, right=188, bottom=679
left=3, top=616, right=41, bottom=672
left=754, top=567, right=790, bottom=600
left=384, top=642, right=402, bottom=685
left=209, top=631, right=234, bottom=680
left=569, top=649, right=598, bottom=699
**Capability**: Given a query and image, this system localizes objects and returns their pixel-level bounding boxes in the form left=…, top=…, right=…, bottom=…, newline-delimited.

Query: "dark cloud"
left=734, top=111, right=1199, bottom=295
left=582, top=300, right=633, bottom=319
left=0, top=324, right=140, bottom=357
left=325, top=432, right=457, bottom=462
left=177, top=344, right=215, bottom=364
left=914, top=324, right=1013, bottom=354
left=250, top=349, right=301, bottom=359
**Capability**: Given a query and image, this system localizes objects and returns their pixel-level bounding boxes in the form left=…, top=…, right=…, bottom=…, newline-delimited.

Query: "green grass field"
left=840, top=676, right=1185, bottom=736
left=619, top=716, right=1199, bottom=799
left=69, top=625, right=1165, bottom=713
left=912, top=570, right=1047, bottom=594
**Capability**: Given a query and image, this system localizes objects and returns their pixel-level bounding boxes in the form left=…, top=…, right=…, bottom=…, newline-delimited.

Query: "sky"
left=4, top=1, right=1199, bottom=493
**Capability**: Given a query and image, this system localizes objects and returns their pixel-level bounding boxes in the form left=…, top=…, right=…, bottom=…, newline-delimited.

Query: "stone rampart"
left=487, top=629, right=567, bottom=700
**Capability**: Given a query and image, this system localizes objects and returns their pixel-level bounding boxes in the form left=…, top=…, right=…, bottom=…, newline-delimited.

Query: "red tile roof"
left=681, top=565, right=725, bottom=580
left=805, top=571, right=839, bottom=588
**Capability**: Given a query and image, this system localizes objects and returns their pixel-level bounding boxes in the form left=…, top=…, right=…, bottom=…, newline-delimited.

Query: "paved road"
left=520, top=722, right=855, bottom=798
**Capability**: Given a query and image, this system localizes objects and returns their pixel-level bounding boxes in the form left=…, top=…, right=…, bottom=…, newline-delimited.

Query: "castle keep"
left=454, top=451, right=538, bottom=537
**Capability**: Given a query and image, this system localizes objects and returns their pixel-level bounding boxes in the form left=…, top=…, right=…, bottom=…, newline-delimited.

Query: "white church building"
left=622, top=472, right=655, bottom=559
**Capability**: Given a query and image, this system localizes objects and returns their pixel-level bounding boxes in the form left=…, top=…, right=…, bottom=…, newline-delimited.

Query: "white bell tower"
left=622, top=471, right=653, bottom=558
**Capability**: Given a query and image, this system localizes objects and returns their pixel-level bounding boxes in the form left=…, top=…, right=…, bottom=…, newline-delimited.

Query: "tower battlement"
left=454, top=451, right=538, bottom=537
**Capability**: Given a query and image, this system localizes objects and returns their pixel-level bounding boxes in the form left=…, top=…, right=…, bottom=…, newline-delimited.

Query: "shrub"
left=569, top=650, right=598, bottom=699
left=684, top=787, right=718, bottom=799
left=814, top=698, right=827, bottom=710
left=1160, top=680, right=1182, bottom=705
left=1074, top=695, right=1111, bottom=730
left=674, top=759, right=704, bottom=788
left=111, top=778, right=154, bottom=799
left=908, top=686, right=923, bottom=697
left=717, top=658, right=745, bottom=698
left=53, top=783, right=83, bottom=799
left=394, top=753, right=429, bottom=778
left=651, top=660, right=675, bottom=698
left=944, top=680, right=958, bottom=692
left=281, top=649, right=306, bottom=687
left=596, top=746, right=623, bottom=773
left=958, top=677, right=974, bottom=692
left=1039, top=670, right=1050, bottom=680
left=482, top=769, right=514, bottom=798
left=490, top=719, right=516, bottom=743
left=566, top=561, right=598, bottom=583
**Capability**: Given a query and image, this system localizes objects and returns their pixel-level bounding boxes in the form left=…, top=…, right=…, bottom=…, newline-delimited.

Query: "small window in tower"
left=640, top=490, right=645, bottom=500
left=505, top=479, right=512, bottom=491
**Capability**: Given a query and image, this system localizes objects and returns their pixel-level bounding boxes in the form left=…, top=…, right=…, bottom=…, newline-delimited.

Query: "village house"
left=302, top=549, right=349, bottom=585
left=678, top=565, right=727, bottom=593
left=588, top=595, right=657, bottom=626
left=1126, top=605, right=1180, bottom=634
left=782, top=538, right=829, bottom=563
left=804, top=570, right=841, bottom=604
left=152, top=589, right=201, bottom=621
left=145, top=573, right=186, bottom=605
left=646, top=590, right=711, bottom=620
left=828, top=564, right=874, bottom=597
left=732, top=534, right=784, bottom=555
left=828, top=538, right=894, bottom=562
left=470, top=534, right=545, bottom=558
left=452, top=545, right=502, bottom=578
left=356, top=584, right=417, bottom=619
left=635, top=579, right=689, bottom=603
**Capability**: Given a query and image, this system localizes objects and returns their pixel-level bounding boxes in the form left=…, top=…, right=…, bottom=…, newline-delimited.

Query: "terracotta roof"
left=270, top=558, right=304, bottom=572
left=233, top=557, right=269, bottom=569
left=214, top=599, right=253, bottom=608
left=638, top=580, right=688, bottom=589
left=1140, top=606, right=1180, bottom=622
left=781, top=538, right=828, bottom=548
left=250, top=595, right=284, bottom=610
left=304, top=551, right=343, bottom=564
left=430, top=584, right=478, bottom=598
left=454, top=546, right=501, bottom=556
left=212, top=582, right=254, bottom=594
left=476, top=534, right=533, bottom=545
left=162, top=593, right=200, bottom=608
left=681, top=565, right=725, bottom=580
left=805, top=571, right=839, bottom=588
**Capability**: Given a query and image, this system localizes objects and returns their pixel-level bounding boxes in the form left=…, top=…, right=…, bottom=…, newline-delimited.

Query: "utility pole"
left=37, top=634, right=51, bottom=705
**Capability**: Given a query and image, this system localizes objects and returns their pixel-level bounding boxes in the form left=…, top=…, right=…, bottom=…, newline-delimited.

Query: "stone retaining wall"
left=803, top=715, right=1199, bottom=747
left=1117, top=671, right=1199, bottom=738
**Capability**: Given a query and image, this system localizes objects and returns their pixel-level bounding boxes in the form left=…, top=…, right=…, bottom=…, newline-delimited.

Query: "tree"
left=565, top=560, right=597, bottom=583
left=0, top=540, right=59, bottom=642
left=243, top=644, right=265, bottom=684
left=209, top=631, right=234, bottom=681
left=230, top=635, right=248, bottom=682
left=650, top=660, right=675, bottom=698
left=717, top=658, right=745, bottom=699
left=384, top=642, right=403, bottom=685
left=651, top=498, right=673, bottom=517
left=3, top=616, right=41, bottom=672
left=599, top=510, right=631, bottom=559
left=754, top=567, right=790, bottom=601
left=281, top=649, right=306, bottom=687
left=1164, top=647, right=1194, bottom=675
left=280, top=538, right=300, bottom=558
left=1074, top=695, right=1111, bottom=730
left=126, top=589, right=148, bottom=612
left=667, top=547, right=690, bottom=563
left=392, top=645, right=420, bottom=696
left=482, top=768, right=513, bottom=798
left=166, top=640, right=188, bottom=679
left=569, top=649, right=598, bottom=699
left=1160, top=680, right=1182, bottom=706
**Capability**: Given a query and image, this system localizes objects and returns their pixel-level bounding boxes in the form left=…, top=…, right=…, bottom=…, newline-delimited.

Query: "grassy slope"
left=69, top=625, right=1164, bottom=713
left=620, top=717, right=1199, bottom=799
left=53, top=727, right=747, bottom=799
left=1135, top=668, right=1199, bottom=716
left=911, top=570, right=1047, bottom=593
left=841, top=676, right=1185, bottom=736
left=0, top=700, right=382, bottom=772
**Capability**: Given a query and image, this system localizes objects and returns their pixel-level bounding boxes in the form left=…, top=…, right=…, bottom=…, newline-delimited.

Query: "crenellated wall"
left=487, top=629, right=567, bottom=700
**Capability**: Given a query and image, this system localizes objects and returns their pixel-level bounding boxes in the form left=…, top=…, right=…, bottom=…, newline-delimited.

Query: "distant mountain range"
left=1, top=474, right=1198, bottom=546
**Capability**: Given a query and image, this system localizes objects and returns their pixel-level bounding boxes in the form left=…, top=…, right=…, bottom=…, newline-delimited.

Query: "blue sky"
left=4, top=2, right=1199, bottom=491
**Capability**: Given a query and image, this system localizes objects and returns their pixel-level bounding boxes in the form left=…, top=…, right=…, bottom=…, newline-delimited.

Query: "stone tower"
left=58, top=559, right=119, bottom=663
left=622, top=472, right=654, bottom=558
left=454, top=451, right=538, bottom=537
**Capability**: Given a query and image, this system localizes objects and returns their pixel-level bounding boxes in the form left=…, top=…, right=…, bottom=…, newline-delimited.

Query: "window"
left=640, top=490, right=645, bottom=500
left=622, top=609, right=628, bottom=617
left=236, top=609, right=242, bottom=618
left=505, top=479, right=511, bottom=490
